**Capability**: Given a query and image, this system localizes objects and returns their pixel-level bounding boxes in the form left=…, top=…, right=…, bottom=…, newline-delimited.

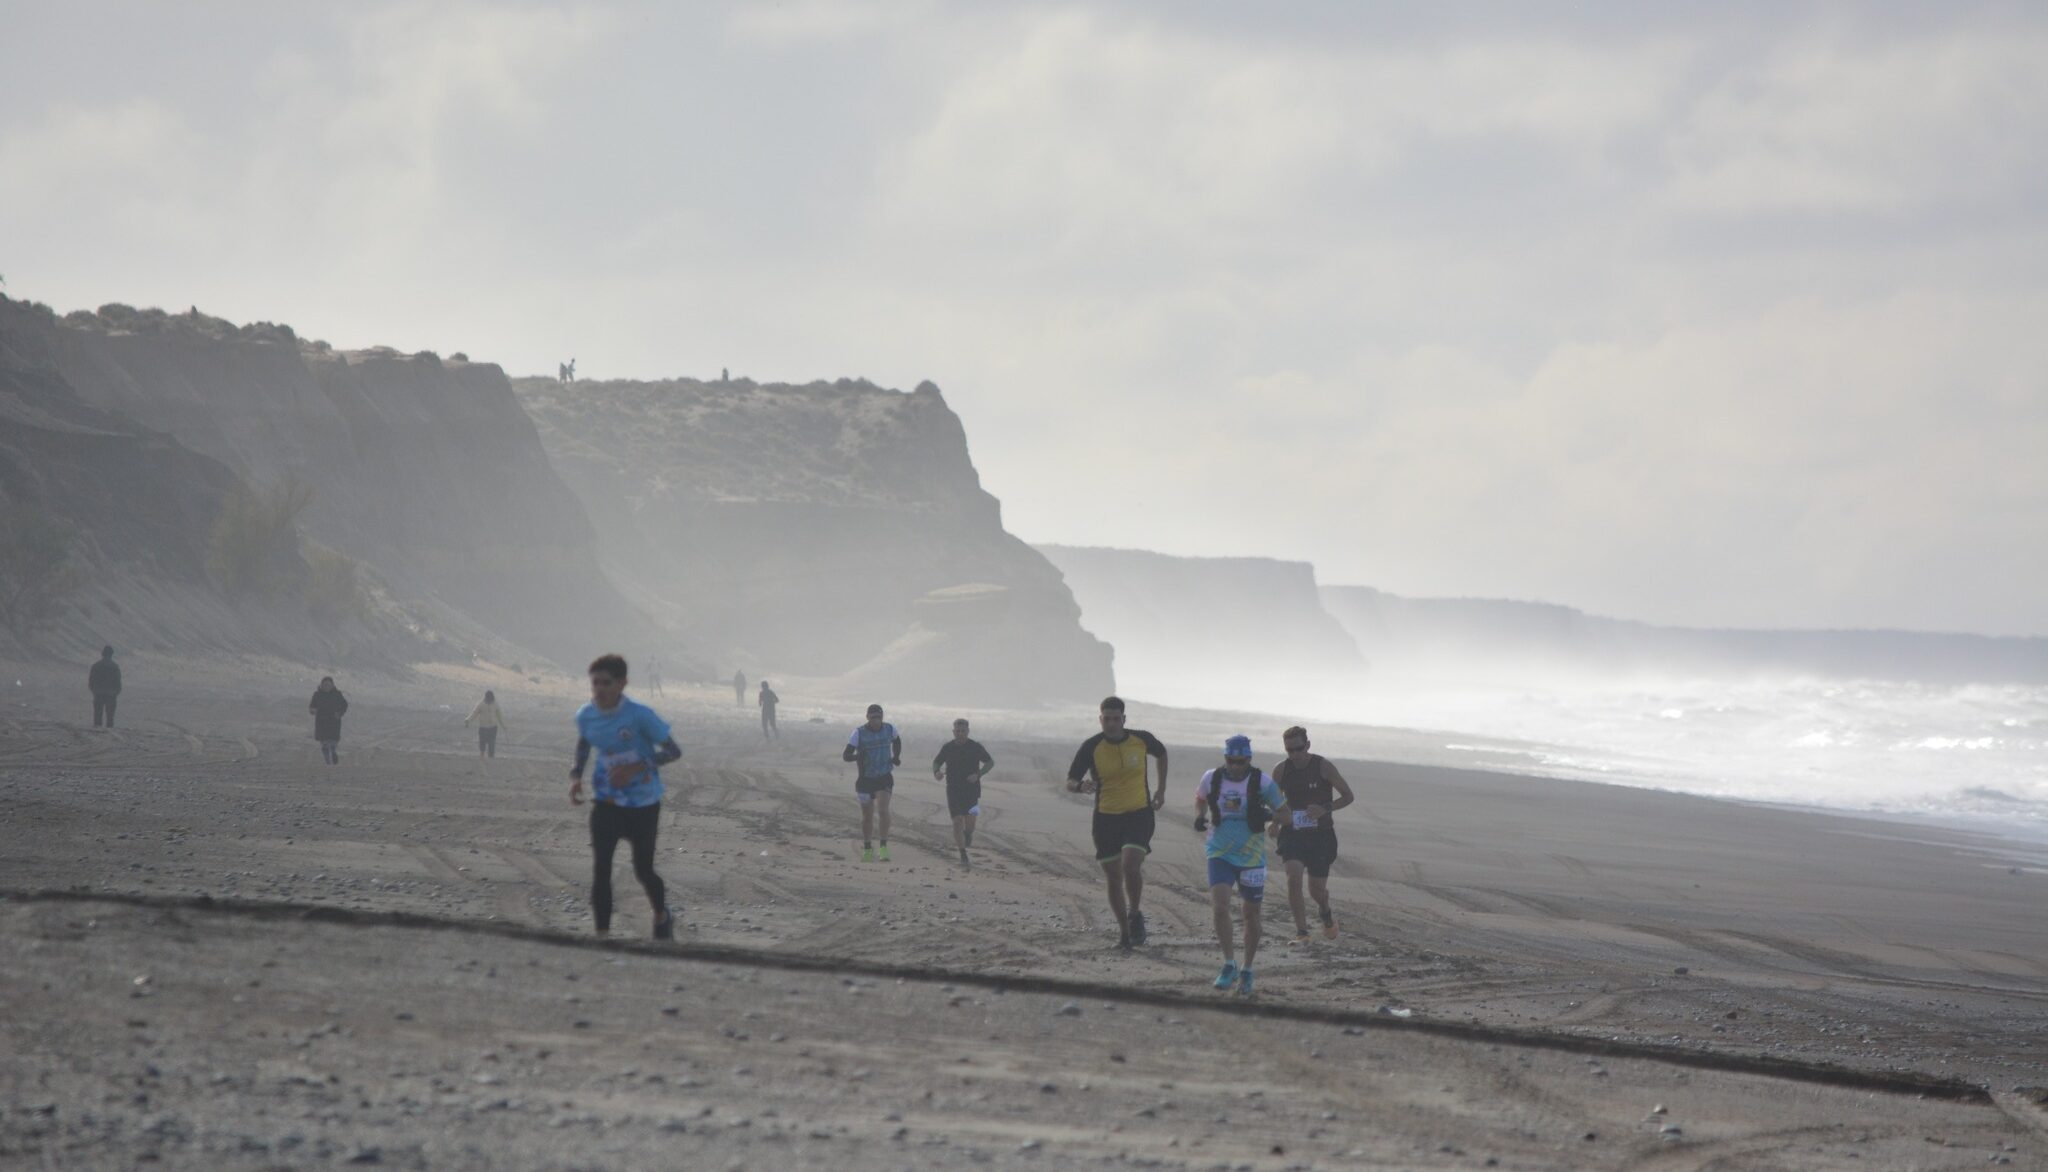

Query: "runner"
left=465, top=689, right=505, bottom=759
left=569, top=653, right=681, bottom=940
left=1195, top=735, right=1291, bottom=997
left=1066, top=695, right=1168, bottom=950
left=1272, top=724, right=1355, bottom=943
left=758, top=680, right=780, bottom=741
left=931, top=718, right=994, bottom=868
left=87, top=645, right=122, bottom=729
left=308, top=676, right=348, bottom=765
left=733, top=669, right=747, bottom=707
left=842, top=704, right=900, bottom=862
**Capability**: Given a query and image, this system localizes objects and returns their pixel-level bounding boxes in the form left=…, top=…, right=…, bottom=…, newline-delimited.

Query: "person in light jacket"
left=466, top=689, right=506, bottom=758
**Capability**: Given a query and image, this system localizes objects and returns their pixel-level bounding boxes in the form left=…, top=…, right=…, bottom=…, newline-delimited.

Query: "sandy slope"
left=4, top=654, right=2047, bottom=1168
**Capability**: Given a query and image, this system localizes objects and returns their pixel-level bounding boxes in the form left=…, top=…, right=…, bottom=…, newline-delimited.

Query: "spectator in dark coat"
left=309, top=676, right=349, bottom=765
left=88, top=646, right=122, bottom=729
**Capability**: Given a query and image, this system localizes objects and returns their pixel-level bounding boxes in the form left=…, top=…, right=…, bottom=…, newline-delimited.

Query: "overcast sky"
left=4, top=2, right=2045, bottom=635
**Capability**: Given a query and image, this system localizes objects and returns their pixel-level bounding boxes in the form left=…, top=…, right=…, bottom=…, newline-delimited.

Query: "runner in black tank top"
left=1274, top=725, right=1355, bottom=943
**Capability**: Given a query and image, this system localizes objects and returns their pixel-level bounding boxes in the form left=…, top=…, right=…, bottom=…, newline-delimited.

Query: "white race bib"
left=1292, top=810, right=1317, bottom=829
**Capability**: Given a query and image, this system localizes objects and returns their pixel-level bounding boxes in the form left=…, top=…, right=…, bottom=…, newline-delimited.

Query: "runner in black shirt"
left=931, top=718, right=994, bottom=868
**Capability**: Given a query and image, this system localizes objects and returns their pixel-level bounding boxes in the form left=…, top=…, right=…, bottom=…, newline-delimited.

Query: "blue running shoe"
left=1236, top=968, right=1256, bottom=998
left=1213, top=961, right=1238, bottom=990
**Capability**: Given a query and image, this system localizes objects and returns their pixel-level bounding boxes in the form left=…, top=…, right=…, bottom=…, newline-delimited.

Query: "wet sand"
left=4, top=654, right=2047, bottom=1169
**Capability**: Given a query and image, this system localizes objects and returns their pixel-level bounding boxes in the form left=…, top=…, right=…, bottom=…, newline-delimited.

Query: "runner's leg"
left=875, top=789, right=891, bottom=846
left=1284, top=858, right=1311, bottom=935
left=625, top=803, right=667, bottom=928
left=859, top=793, right=875, bottom=847
left=1100, top=858, right=1130, bottom=939
left=1121, top=846, right=1145, bottom=917
left=1242, top=890, right=1264, bottom=970
left=1209, top=883, right=1235, bottom=963
left=589, top=805, right=623, bottom=935
left=1309, top=874, right=1333, bottom=922
left=962, top=808, right=977, bottom=847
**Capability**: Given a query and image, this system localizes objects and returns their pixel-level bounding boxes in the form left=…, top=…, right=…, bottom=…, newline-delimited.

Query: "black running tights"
left=589, top=801, right=665, bottom=933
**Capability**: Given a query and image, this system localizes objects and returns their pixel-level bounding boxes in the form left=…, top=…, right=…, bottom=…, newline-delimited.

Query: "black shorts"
left=855, top=773, right=895, bottom=800
left=945, top=779, right=983, bottom=818
left=1091, top=807, right=1156, bottom=863
left=1276, top=823, right=1339, bottom=878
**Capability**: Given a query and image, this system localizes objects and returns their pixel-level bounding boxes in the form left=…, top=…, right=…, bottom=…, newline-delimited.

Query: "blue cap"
left=1223, top=734, right=1252, bottom=759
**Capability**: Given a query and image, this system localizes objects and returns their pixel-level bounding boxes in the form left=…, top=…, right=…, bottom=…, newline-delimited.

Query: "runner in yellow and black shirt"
left=1066, top=695, right=1169, bottom=950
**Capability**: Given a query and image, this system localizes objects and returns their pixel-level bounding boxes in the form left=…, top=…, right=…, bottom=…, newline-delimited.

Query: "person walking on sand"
left=733, top=669, right=747, bottom=707
left=466, top=690, right=506, bottom=759
left=1272, top=725, right=1355, bottom=944
left=1066, top=695, right=1168, bottom=951
left=1196, top=735, right=1292, bottom=998
left=843, top=703, right=900, bottom=862
left=758, top=680, right=780, bottom=741
left=309, top=676, right=348, bottom=765
left=932, top=718, right=994, bottom=868
left=87, top=645, right=122, bottom=729
left=570, top=653, right=682, bottom=941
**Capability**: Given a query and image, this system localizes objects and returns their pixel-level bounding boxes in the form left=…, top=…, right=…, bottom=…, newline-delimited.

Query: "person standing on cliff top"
left=1066, top=695, right=1169, bottom=951
left=758, top=680, right=780, bottom=741
left=88, top=645, right=122, bottom=729
left=570, top=653, right=682, bottom=940
left=843, top=704, right=900, bottom=862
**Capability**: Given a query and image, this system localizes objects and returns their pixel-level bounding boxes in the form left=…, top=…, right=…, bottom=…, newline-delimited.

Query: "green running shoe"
left=877, top=844, right=892, bottom=862
left=861, top=846, right=874, bottom=863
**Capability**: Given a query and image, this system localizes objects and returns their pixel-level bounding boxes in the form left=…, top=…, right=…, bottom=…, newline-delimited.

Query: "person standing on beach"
left=570, top=653, right=681, bottom=940
left=1196, top=735, right=1290, bottom=997
left=932, top=718, right=994, bottom=868
left=1272, top=725, right=1354, bottom=944
left=1066, top=695, right=1168, bottom=950
left=758, top=681, right=779, bottom=741
left=466, top=690, right=505, bottom=759
left=87, top=645, right=122, bottom=729
left=733, top=669, right=747, bottom=707
left=842, top=703, right=900, bottom=862
left=309, top=676, right=348, bottom=765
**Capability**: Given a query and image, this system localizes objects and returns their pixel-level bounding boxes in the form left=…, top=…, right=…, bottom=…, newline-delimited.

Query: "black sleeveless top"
left=1275, top=754, right=1334, bottom=830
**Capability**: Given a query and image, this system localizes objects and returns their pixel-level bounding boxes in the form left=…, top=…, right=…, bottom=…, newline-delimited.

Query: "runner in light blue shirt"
left=1193, top=734, right=1291, bottom=998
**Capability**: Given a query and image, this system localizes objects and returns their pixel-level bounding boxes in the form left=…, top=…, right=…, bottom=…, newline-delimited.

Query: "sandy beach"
left=5, top=654, right=2048, bottom=1169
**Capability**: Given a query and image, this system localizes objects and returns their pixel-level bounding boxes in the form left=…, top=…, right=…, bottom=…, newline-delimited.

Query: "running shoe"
left=1288, top=931, right=1312, bottom=947
left=1320, top=907, right=1339, bottom=939
left=861, top=846, right=875, bottom=863
left=1213, top=961, right=1238, bottom=990
left=1117, top=931, right=1133, bottom=952
left=1128, top=909, right=1148, bottom=946
left=653, top=907, right=675, bottom=941
left=877, top=844, right=892, bottom=862
left=1236, top=968, right=1256, bottom=998
left=959, top=846, right=970, bottom=868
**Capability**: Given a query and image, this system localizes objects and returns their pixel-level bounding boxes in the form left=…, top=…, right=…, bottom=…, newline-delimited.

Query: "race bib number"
left=1239, top=866, right=1266, bottom=888
left=600, top=750, right=644, bottom=779
left=1293, top=810, right=1318, bottom=829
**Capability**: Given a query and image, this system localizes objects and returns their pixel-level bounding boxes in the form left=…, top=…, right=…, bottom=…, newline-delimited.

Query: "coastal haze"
left=5, top=4, right=2048, bottom=1170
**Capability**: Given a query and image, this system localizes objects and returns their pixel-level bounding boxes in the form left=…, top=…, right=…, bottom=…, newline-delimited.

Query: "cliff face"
left=1033, top=545, right=1362, bottom=710
left=0, top=298, right=441, bottom=664
left=1320, top=585, right=2048, bottom=685
left=17, top=302, right=651, bottom=667
left=516, top=376, right=1114, bottom=705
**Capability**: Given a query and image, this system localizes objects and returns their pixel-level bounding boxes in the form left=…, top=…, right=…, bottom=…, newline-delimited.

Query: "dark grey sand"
left=5, top=655, right=2047, bottom=1169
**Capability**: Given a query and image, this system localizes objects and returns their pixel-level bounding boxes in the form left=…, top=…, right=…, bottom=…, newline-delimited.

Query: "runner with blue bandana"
left=1193, top=734, right=1292, bottom=997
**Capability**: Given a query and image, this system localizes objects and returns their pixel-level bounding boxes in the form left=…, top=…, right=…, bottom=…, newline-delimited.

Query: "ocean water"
left=1351, top=678, right=2048, bottom=834
left=1121, top=669, right=2048, bottom=837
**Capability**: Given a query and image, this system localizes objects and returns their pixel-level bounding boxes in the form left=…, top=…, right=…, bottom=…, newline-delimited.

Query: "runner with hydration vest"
left=1195, top=734, right=1293, bottom=997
